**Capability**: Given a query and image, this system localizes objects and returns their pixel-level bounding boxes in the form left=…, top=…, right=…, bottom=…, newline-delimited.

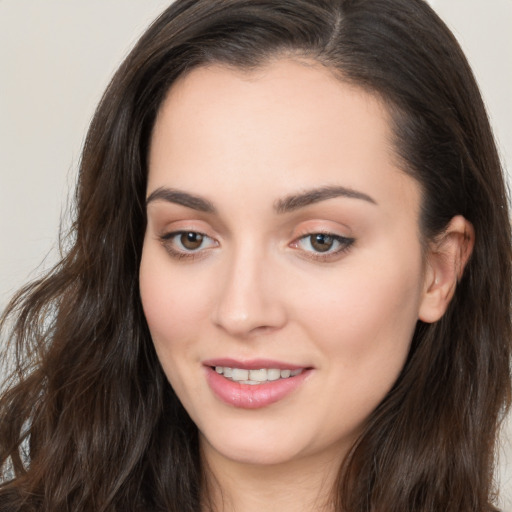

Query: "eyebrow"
left=146, top=187, right=216, bottom=213
left=274, top=185, right=377, bottom=213
left=145, top=184, right=376, bottom=214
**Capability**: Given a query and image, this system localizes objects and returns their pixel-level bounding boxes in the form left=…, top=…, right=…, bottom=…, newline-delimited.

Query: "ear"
left=418, top=215, right=474, bottom=323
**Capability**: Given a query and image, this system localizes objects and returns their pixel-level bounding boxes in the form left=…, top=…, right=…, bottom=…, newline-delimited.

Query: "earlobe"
left=418, top=215, right=475, bottom=323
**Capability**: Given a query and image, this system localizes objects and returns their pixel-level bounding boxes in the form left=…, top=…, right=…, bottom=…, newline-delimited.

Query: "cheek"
left=295, top=257, right=422, bottom=435
left=139, top=244, right=210, bottom=362
left=293, top=245, right=424, bottom=374
left=139, top=245, right=215, bottom=407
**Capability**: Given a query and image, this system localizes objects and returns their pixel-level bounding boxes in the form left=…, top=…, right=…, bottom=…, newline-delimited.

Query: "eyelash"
left=159, top=230, right=355, bottom=262
left=159, top=231, right=217, bottom=260
left=290, top=232, right=355, bottom=262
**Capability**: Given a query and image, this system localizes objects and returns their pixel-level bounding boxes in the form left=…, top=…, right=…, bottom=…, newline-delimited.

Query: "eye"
left=303, top=233, right=337, bottom=253
left=292, top=232, right=354, bottom=259
left=160, top=230, right=218, bottom=259
left=176, top=232, right=207, bottom=251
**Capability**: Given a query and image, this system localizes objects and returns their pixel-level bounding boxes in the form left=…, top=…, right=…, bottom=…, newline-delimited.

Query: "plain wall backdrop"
left=1, top=0, right=511, bottom=507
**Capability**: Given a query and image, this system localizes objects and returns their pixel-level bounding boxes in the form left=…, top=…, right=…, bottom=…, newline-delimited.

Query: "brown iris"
left=180, top=232, right=204, bottom=250
left=310, top=234, right=335, bottom=252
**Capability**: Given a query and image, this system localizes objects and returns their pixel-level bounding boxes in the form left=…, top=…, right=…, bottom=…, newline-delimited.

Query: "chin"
left=201, top=431, right=305, bottom=466
left=197, top=415, right=354, bottom=469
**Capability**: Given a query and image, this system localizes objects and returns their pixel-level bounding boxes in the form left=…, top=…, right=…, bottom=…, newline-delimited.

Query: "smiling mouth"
left=212, top=366, right=305, bottom=385
left=205, top=364, right=312, bottom=408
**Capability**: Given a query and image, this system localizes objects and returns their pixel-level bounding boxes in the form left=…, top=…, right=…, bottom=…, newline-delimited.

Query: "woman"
left=0, top=0, right=510, bottom=511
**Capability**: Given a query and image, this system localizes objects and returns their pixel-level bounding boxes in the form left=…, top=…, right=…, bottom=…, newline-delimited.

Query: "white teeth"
left=231, top=368, right=249, bottom=381
left=213, top=366, right=304, bottom=383
left=267, top=368, right=281, bottom=381
left=249, top=369, right=268, bottom=381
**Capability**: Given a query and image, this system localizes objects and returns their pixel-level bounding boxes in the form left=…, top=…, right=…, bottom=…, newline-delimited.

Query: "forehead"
left=148, top=59, right=418, bottom=215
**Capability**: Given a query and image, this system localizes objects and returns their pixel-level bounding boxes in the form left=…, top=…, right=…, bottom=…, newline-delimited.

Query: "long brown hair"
left=1, top=1, right=510, bottom=511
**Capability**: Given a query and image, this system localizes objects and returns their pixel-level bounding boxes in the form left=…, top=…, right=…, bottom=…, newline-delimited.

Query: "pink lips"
left=203, top=359, right=312, bottom=409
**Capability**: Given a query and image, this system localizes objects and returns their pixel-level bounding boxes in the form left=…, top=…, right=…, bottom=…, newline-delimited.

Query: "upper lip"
left=202, top=358, right=309, bottom=371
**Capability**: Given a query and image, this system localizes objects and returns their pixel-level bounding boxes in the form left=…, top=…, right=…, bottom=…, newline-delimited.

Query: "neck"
left=200, top=438, right=345, bottom=512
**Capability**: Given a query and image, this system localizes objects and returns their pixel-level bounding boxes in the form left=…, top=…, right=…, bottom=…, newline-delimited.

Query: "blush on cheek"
left=299, top=266, right=419, bottom=369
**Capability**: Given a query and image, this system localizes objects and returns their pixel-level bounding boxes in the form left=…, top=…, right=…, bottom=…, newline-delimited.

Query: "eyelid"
left=159, top=229, right=219, bottom=260
left=289, top=227, right=355, bottom=262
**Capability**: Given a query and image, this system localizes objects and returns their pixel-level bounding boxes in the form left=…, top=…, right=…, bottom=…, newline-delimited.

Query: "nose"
left=211, top=247, right=287, bottom=338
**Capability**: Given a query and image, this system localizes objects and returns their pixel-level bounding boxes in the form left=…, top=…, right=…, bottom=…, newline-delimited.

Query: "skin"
left=139, top=59, right=473, bottom=512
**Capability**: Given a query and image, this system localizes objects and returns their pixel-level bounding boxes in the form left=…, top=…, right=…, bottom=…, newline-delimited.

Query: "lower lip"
left=204, top=366, right=312, bottom=409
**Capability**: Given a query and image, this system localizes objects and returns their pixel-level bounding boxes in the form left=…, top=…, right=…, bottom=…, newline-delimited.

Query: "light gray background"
left=1, top=0, right=511, bottom=507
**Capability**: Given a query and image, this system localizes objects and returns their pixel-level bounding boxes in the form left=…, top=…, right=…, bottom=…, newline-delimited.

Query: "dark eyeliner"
left=158, top=230, right=211, bottom=261
left=294, top=232, right=355, bottom=262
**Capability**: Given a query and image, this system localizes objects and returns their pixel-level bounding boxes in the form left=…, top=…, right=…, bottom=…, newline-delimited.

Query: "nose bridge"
left=212, top=239, right=286, bottom=337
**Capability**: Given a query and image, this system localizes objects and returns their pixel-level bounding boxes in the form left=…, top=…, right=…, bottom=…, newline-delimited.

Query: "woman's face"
left=140, top=59, right=430, bottom=469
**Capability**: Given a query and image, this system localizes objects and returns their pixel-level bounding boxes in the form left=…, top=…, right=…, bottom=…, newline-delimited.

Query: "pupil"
left=311, top=234, right=333, bottom=252
left=181, top=232, right=203, bottom=250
